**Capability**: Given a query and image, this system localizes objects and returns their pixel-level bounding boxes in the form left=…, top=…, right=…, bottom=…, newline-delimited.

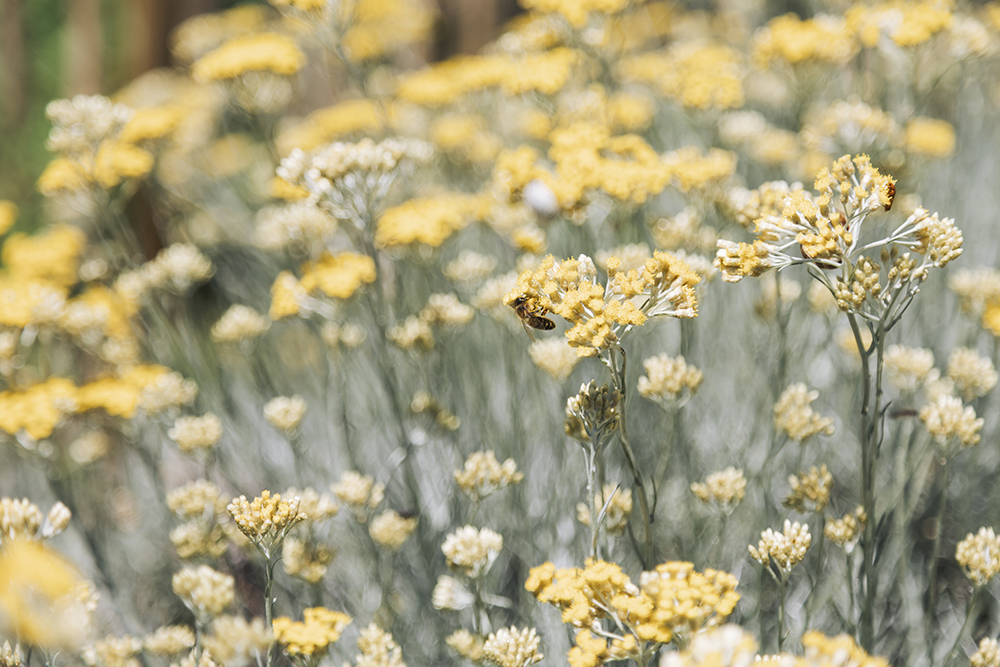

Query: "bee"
left=884, top=181, right=896, bottom=211
left=511, top=295, right=556, bottom=340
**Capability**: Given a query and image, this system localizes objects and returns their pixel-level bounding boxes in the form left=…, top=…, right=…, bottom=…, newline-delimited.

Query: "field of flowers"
left=2, top=1, right=1000, bottom=666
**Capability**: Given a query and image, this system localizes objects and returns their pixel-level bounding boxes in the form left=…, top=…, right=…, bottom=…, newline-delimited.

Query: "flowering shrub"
left=2, top=1, right=1000, bottom=667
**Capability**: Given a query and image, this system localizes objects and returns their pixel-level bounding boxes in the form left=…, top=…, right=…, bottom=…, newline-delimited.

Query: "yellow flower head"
left=375, top=194, right=483, bottom=249
left=300, top=252, right=376, bottom=299
left=227, top=490, right=306, bottom=555
left=191, top=33, right=305, bottom=82
left=0, top=540, right=85, bottom=649
left=273, top=607, right=352, bottom=657
left=845, top=1, right=953, bottom=48
left=0, top=201, right=17, bottom=236
left=904, top=117, right=956, bottom=158
left=752, top=13, right=859, bottom=68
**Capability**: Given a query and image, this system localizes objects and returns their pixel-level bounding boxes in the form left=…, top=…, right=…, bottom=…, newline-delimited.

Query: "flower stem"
left=264, top=554, right=277, bottom=667
left=608, top=345, right=653, bottom=567
left=926, top=459, right=951, bottom=664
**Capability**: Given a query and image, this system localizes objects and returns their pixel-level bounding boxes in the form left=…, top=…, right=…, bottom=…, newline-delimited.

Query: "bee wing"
left=520, top=319, right=537, bottom=342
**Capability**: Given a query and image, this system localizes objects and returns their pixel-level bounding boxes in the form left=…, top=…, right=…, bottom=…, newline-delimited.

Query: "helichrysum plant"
left=3, top=0, right=999, bottom=665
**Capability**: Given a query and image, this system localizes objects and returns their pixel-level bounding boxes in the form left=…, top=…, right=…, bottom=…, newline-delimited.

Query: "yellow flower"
left=527, top=559, right=739, bottom=662
left=269, top=271, right=306, bottom=319
left=845, top=1, right=953, bottom=48
left=620, top=43, right=744, bottom=111
left=120, top=106, right=185, bottom=143
left=191, top=33, right=306, bottom=82
left=75, top=365, right=173, bottom=419
left=269, top=177, right=310, bottom=201
left=904, top=117, right=956, bottom=158
left=396, top=49, right=579, bottom=107
left=801, top=631, right=889, bottom=667
left=300, top=252, right=377, bottom=299
left=340, top=0, right=434, bottom=62
left=273, top=607, right=352, bottom=657
left=37, top=158, right=88, bottom=195
left=276, top=98, right=386, bottom=154
left=520, top=0, right=636, bottom=27
left=2, top=224, right=86, bottom=288
left=375, top=194, right=483, bottom=249
left=751, top=13, right=858, bottom=68
left=0, top=377, right=78, bottom=439
left=0, top=201, right=17, bottom=236
left=0, top=540, right=83, bottom=649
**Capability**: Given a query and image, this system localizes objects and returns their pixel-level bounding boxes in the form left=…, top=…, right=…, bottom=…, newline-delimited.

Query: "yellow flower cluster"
left=528, top=338, right=582, bottom=382
left=273, top=607, right=352, bottom=657
left=947, top=347, right=998, bottom=401
left=37, top=96, right=156, bottom=195
left=0, top=539, right=86, bottom=649
left=396, top=48, right=580, bottom=107
left=955, top=527, right=1000, bottom=587
left=374, top=194, right=486, bottom=249
left=637, top=354, right=703, bottom=407
left=825, top=507, right=866, bottom=554
left=453, top=450, right=524, bottom=504
left=0, top=498, right=71, bottom=543
left=142, top=626, right=195, bottom=656
left=430, top=114, right=503, bottom=164
left=442, top=525, right=503, bottom=578
left=347, top=623, right=406, bottom=667
left=482, top=626, right=544, bottom=667
left=520, top=0, right=636, bottom=27
left=717, top=155, right=896, bottom=284
left=332, top=470, right=384, bottom=522
left=884, top=345, right=935, bottom=393
left=845, top=1, right=953, bottom=48
left=800, top=630, right=889, bottom=667
left=0, top=201, right=16, bottom=236
left=299, top=252, right=377, bottom=299
left=171, top=565, right=234, bottom=618
left=340, top=0, right=434, bottom=63
left=660, top=625, right=757, bottom=667
left=619, top=43, right=744, bottom=111
left=368, top=510, right=418, bottom=551
left=121, top=106, right=185, bottom=144
left=276, top=99, right=387, bottom=154
left=749, top=520, right=812, bottom=574
left=751, top=13, right=859, bottom=68
left=904, top=117, right=957, bottom=158
left=0, top=365, right=183, bottom=440
left=919, top=394, right=983, bottom=450
left=972, top=638, right=1000, bottom=667
left=191, top=33, right=305, bottom=82
left=505, top=252, right=698, bottom=355
left=169, top=4, right=269, bottom=63
left=227, top=490, right=306, bottom=555
left=525, top=559, right=739, bottom=664
left=784, top=465, right=833, bottom=513
left=691, top=467, right=747, bottom=514
left=773, top=383, right=835, bottom=443
left=283, top=536, right=335, bottom=583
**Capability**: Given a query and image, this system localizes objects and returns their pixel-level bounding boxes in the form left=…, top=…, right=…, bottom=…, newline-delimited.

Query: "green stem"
left=608, top=345, right=653, bottom=567
left=264, top=555, right=277, bottom=667
left=847, top=311, right=882, bottom=652
left=585, top=445, right=599, bottom=560
left=778, top=571, right=788, bottom=653
left=926, top=459, right=950, bottom=663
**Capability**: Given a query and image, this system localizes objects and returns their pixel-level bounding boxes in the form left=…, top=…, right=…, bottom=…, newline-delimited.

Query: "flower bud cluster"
left=564, top=381, right=620, bottom=445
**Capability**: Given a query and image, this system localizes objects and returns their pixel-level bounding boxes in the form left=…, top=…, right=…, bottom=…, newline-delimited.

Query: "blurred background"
left=0, top=0, right=522, bottom=227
